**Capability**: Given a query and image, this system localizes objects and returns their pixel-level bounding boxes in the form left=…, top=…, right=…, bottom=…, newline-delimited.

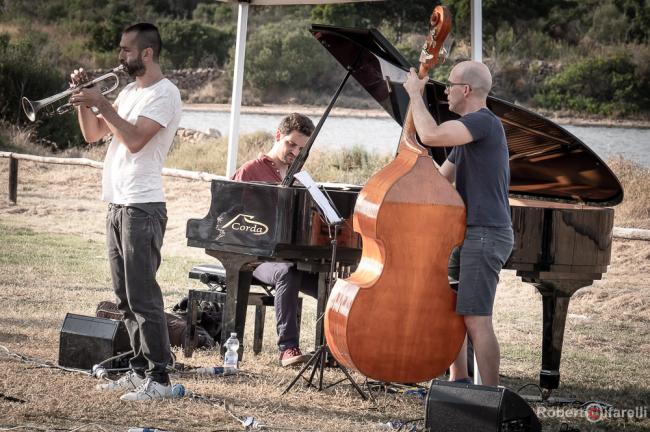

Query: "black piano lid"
left=310, top=24, right=624, bottom=207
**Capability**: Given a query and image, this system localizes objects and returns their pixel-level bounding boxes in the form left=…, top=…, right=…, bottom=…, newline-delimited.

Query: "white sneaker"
left=96, top=371, right=146, bottom=391
left=120, top=378, right=173, bottom=402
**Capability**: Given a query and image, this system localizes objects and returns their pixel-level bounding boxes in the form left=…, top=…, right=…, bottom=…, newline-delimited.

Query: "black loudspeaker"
left=58, top=313, right=131, bottom=370
left=425, top=380, right=541, bottom=432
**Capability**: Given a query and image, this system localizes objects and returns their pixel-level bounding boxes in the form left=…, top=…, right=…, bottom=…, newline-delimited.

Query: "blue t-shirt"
left=448, top=108, right=511, bottom=227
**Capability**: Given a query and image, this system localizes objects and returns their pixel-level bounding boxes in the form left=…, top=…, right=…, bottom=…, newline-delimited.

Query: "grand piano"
left=186, top=24, right=623, bottom=393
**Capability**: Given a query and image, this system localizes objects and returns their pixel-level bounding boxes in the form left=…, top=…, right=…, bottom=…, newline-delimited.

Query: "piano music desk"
left=184, top=263, right=303, bottom=359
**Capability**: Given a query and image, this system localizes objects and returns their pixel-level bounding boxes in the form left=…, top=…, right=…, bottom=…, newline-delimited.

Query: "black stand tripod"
left=282, top=222, right=367, bottom=400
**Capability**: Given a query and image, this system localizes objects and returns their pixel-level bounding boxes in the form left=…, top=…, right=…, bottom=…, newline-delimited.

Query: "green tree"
left=241, top=20, right=339, bottom=100
left=588, top=1, right=629, bottom=44
left=535, top=52, right=650, bottom=116
left=538, top=0, right=589, bottom=45
left=192, top=2, right=235, bottom=27
left=145, top=0, right=209, bottom=18
left=0, top=31, right=83, bottom=149
left=310, top=1, right=440, bottom=41
left=445, top=0, right=571, bottom=39
left=158, top=20, right=234, bottom=68
left=614, top=0, right=650, bottom=43
left=86, top=3, right=137, bottom=53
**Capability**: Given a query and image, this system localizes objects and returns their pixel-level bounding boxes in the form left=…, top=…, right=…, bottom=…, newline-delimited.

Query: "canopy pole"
left=470, top=0, right=482, bottom=62
left=470, top=1, right=484, bottom=386
left=226, top=1, right=250, bottom=178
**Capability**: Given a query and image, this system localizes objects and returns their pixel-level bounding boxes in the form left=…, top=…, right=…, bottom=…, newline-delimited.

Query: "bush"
left=394, top=33, right=424, bottom=68
left=83, top=2, right=138, bottom=53
left=192, top=3, right=235, bottom=27
left=82, top=5, right=234, bottom=69
left=0, top=31, right=84, bottom=150
left=239, top=20, right=340, bottom=102
left=158, top=20, right=234, bottom=69
left=489, top=25, right=560, bottom=61
left=534, top=52, right=650, bottom=116
left=587, top=1, right=629, bottom=45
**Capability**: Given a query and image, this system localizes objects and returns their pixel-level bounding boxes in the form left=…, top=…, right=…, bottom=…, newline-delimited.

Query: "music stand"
left=282, top=172, right=367, bottom=400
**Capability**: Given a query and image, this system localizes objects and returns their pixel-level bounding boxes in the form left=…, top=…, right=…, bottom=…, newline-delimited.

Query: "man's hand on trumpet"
left=69, top=67, right=89, bottom=87
left=69, top=68, right=110, bottom=114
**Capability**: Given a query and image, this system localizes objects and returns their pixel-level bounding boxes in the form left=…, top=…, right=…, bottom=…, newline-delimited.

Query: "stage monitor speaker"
left=425, top=380, right=541, bottom=432
left=58, top=313, right=131, bottom=370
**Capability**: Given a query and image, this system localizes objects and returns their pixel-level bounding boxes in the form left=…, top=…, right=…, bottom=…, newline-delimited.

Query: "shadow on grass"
left=0, top=331, right=30, bottom=343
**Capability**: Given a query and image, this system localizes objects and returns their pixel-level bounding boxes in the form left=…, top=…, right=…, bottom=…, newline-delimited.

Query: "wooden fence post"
left=9, top=155, right=18, bottom=205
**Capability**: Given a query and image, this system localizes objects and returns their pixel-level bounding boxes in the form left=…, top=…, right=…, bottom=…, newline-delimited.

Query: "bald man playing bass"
left=403, top=60, right=514, bottom=386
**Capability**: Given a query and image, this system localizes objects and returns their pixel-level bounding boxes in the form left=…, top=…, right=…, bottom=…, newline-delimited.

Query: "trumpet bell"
left=21, top=97, right=38, bottom=122
left=21, top=65, right=124, bottom=122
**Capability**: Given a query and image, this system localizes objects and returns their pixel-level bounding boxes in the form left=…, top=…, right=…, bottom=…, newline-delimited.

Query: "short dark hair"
left=123, top=23, right=162, bottom=61
left=278, top=113, right=315, bottom=137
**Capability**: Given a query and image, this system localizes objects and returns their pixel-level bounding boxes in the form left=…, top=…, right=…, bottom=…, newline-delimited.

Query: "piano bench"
left=185, top=263, right=303, bottom=357
left=188, top=263, right=273, bottom=296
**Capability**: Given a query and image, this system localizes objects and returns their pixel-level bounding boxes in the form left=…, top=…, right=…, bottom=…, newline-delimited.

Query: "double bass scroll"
left=324, top=5, right=467, bottom=384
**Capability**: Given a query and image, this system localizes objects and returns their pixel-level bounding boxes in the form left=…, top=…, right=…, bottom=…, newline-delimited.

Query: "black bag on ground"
left=96, top=300, right=217, bottom=350
left=172, top=297, right=223, bottom=344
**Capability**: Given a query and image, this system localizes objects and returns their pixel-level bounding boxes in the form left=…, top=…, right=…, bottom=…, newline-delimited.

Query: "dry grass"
left=606, top=156, right=650, bottom=229
left=165, top=132, right=390, bottom=186
left=166, top=132, right=270, bottom=176
left=0, top=23, right=22, bottom=39
left=0, top=121, right=49, bottom=156
left=0, top=144, right=649, bottom=431
left=185, top=79, right=231, bottom=105
left=0, top=161, right=424, bottom=432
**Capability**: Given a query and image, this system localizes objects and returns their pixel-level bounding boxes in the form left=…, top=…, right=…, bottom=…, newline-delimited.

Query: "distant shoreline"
left=183, top=103, right=650, bottom=129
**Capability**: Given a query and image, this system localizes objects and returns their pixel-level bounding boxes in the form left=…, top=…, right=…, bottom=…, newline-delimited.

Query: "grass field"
left=0, top=145, right=649, bottom=431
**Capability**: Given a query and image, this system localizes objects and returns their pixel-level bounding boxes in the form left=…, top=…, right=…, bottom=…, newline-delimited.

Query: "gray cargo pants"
left=106, top=203, right=171, bottom=384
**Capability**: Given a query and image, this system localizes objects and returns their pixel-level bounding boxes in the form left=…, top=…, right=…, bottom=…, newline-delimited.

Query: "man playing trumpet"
left=70, top=22, right=182, bottom=402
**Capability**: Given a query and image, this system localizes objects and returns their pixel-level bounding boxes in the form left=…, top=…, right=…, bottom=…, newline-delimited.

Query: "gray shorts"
left=448, top=226, right=514, bottom=316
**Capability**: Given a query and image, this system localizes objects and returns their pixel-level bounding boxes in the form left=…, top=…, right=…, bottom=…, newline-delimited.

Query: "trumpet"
left=22, top=65, right=125, bottom=122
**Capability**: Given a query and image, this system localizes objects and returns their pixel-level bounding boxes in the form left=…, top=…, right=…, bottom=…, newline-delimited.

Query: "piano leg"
left=207, top=251, right=257, bottom=360
left=521, top=277, right=593, bottom=394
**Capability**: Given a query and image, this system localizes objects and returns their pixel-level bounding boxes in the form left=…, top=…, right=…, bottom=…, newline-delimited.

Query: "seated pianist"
left=231, top=113, right=319, bottom=367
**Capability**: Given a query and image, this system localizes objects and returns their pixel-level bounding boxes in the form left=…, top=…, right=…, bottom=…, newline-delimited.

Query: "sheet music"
left=294, top=171, right=343, bottom=225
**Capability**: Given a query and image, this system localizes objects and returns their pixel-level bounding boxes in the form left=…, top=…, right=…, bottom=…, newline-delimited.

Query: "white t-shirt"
left=102, top=78, right=181, bottom=204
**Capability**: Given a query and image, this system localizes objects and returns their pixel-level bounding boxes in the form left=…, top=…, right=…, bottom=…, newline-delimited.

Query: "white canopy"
left=216, top=0, right=482, bottom=177
left=471, top=0, right=483, bottom=62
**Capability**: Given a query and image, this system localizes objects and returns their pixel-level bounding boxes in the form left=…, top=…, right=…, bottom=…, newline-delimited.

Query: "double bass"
left=324, top=6, right=467, bottom=383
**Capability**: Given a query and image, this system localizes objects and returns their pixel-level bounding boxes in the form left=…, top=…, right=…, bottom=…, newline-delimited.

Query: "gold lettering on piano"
left=221, top=214, right=269, bottom=236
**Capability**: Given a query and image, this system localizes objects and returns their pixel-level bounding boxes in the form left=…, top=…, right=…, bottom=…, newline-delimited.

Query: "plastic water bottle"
left=171, top=383, right=185, bottom=398
left=91, top=364, right=107, bottom=379
left=194, top=366, right=225, bottom=376
left=223, top=332, right=240, bottom=374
